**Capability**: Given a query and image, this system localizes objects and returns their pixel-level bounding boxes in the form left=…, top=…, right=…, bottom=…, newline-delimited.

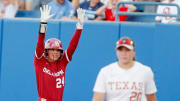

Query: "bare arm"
left=92, top=92, right=105, bottom=101
left=72, top=16, right=78, bottom=20
left=25, top=1, right=32, bottom=10
left=10, top=0, right=17, bottom=6
left=127, top=4, right=137, bottom=12
left=18, top=0, right=32, bottom=10
left=96, top=5, right=107, bottom=16
left=72, top=0, right=80, bottom=9
left=146, top=94, right=157, bottom=101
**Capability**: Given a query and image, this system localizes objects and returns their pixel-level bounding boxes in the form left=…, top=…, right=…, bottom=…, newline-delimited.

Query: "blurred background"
left=0, top=0, right=180, bottom=101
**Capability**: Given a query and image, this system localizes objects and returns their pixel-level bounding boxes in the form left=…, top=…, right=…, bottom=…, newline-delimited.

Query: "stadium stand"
left=15, top=10, right=40, bottom=18
left=116, top=1, right=180, bottom=22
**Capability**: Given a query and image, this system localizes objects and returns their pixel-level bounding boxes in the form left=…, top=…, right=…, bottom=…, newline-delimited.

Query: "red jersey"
left=34, top=29, right=82, bottom=101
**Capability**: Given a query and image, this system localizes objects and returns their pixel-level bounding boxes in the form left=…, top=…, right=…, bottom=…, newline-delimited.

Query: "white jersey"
left=155, top=0, right=180, bottom=23
left=93, top=61, right=157, bottom=101
left=0, top=3, right=18, bottom=18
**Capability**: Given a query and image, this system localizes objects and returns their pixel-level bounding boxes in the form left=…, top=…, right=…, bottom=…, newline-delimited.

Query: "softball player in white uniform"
left=92, top=37, right=157, bottom=101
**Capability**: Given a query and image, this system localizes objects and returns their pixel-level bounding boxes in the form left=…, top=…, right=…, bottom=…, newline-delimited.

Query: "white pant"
left=41, top=98, right=46, bottom=101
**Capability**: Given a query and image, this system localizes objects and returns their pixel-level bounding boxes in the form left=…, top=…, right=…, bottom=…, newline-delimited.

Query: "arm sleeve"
left=66, top=29, right=82, bottom=62
left=145, top=68, right=157, bottom=94
left=35, top=23, right=47, bottom=59
left=35, top=34, right=45, bottom=59
left=93, top=69, right=106, bottom=93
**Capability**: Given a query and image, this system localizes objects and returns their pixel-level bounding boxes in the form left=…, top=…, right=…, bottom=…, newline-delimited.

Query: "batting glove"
left=39, top=5, right=54, bottom=34
left=76, top=8, right=85, bottom=29
left=40, top=5, right=54, bottom=23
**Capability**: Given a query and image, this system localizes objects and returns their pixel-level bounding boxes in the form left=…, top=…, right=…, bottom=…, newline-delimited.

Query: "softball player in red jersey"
left=34, top=5, right=85, bottom=101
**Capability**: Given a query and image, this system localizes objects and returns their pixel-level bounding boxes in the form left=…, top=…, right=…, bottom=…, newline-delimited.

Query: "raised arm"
left=66, top=8, right=85, bottom=61
left=35, top=5, right=54, bottom=59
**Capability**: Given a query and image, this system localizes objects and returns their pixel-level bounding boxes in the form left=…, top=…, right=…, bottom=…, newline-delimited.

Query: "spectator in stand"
left=72, top=0, right=105, bottom=10
left=32, top=0, right=52, bottom=10
left=155, top=0, right=180, bottom=23
left=72, top=0, right=81, bottom=9
left=73, top=0, right=104, bottom=21
left=48, top=0, right=74, bottom=20
left=18, top=0, right=32, bottom=10
left=0, top=0, right=18, bottom=18
left=96, top=0, right=136, bottom=21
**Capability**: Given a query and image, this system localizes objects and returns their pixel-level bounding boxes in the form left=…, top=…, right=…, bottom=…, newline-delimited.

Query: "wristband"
left=39, top=22, right=48, bottom=34
left=76, top=23, right=83, bottom=29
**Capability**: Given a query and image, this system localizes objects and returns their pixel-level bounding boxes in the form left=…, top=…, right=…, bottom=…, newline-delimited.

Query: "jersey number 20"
left=130, top=92, right=142, bottom=101
left=56, top=77, right=64, bottom=88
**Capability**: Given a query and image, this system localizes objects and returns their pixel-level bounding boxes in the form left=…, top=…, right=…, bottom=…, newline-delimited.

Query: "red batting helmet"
left=45, top=38, right=63, bottom=50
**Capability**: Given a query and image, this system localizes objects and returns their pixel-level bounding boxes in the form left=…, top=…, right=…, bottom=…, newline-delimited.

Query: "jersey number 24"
left=56, top=77, right=64, bottom=88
